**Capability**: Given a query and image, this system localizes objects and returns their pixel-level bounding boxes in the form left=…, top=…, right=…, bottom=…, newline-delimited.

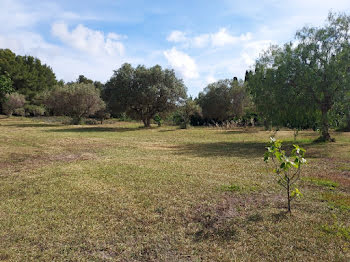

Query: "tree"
left=45, top=83, right=105, bottom=124
left=294, top=12, right=350, bottom=141
left=2, top=92, right=26, bottom=116
left=77, top=75, right=93, bottom=84
left=198, top=78, right=247, bottom=123
left=0, top=49, right=57, bottom=104
left=105, top=63, right=187, bottom=127
left=0, top=72, right=13, bottom=101
left=94, top=109, right=111, bottom=124
left=247, top=45, right=318, bottom=132
left=248, top=12, right=350, bottom=141
left=176, top=98, right=202, bottom=129
left=330, top=89, right=350, bottom=131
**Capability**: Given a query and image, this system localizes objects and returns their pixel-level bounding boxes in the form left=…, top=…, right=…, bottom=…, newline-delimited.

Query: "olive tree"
left=104, top=63, right=187, bottom=127
left=45, top=83, right=105, bottom=124
left=198, top=79, right=247, bottom=123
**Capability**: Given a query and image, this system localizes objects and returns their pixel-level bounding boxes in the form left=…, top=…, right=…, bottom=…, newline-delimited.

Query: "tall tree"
left=105, top=63, right=187, bottom=127
left=0, top=49, right=57, bottom=103
left=248, top=45, right=318, bottom=131
left=248, top=12, right=350, bottom=141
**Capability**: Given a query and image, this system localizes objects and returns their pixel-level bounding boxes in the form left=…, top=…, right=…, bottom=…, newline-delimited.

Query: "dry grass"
left=0, top=117, right=349, bottom=261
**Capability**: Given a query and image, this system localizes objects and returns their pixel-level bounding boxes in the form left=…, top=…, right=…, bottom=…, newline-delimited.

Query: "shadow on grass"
left=176, top=141, right=267, bottom=158
left=271, top=211, right=290, bottom=222
left=158, top=128, right=178, bottom=132
left=176, top=140, right=320, bottom=159
left=4, top=123, right=62, bottom=128
left=220, top=129, right=261, bottom=135
left=47, top=126, right=140, bottom=133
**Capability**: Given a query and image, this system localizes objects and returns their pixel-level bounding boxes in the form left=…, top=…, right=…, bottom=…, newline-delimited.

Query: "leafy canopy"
left=105, top=63, right=187, bottom=127
left=248, top=12, right=350, bottom=141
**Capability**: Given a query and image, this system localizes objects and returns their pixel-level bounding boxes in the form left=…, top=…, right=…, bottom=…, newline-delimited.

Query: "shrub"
left=94, top=109, right=111, bottom=124
left=85, top=119, right=99, bottom=125
left=13, top=107, right=25, bottom=116
left=2, top=92, right=26, bottom=116
left=25, top=105, right=46, bottom=116
left=153, top=114, right=162, bottom=127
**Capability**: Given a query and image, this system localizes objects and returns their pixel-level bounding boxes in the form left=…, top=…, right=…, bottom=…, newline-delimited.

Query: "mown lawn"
left=0, top=116, right=349, bottom=261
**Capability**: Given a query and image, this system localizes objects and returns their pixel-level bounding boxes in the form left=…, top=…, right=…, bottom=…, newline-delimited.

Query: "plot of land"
left=0, top=117, right=349, bottom=261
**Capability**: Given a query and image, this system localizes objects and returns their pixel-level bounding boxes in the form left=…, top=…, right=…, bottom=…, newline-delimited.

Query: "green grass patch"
left=220, top=184, right=259, bottom=193
left=303, top=177, right=339, bottom=189
left=321, top=216, right=350, bottom=241
left=322, top=192, right=350, bottom=211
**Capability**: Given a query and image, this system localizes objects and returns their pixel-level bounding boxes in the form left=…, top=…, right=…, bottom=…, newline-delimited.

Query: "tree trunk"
left=287, top=177, right=291, bottom=213
left=320, top=106, right=332, bottom=141
left=346, top=110, right=350, bottom=131
left=143, top=118, right=151, bottom=127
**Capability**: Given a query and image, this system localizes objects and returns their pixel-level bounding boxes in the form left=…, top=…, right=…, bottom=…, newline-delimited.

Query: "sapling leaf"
left=264, top=138, right=306, bottom=212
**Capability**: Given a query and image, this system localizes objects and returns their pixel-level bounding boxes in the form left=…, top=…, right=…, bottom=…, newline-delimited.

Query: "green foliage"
left=24, top=104, right=46, bottom=117
left=264, top=137, right=306, bottom=212
left=2, top=92, right=26, bottom=116
left=248, top=12, right=350, bottom=141
left=13, top=107, right=25, bottom=117
left=153, top=114, right=162, bottom=127
left=0, top=72, right=13, bottom=100
left=330, top=89, right=350, bottom=131
left=77, top=75, right=93, bottom=84
left=104, top=63, right=187, bottom=127
left=0, top=49, right=57, bottom=103
left=247, top=45, right=318, bottom=131
left=45, top=83, right=105, bottom=124
left=198, top=78, right=248, bottom=122
left=174, top=98, right=202, bottom=128
left=94, top=109, right=111, bottom=124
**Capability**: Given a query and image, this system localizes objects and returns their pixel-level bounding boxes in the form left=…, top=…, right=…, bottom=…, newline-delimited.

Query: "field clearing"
left=0, top=117, right=349, bottom=261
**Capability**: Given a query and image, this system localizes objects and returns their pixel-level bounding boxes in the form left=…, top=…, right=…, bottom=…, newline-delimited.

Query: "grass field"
left=0, top=116, right=349, bottom=261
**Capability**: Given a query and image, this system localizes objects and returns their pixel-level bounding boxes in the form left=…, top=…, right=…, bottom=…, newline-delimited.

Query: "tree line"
left=0, top=12, right=349, bottom=141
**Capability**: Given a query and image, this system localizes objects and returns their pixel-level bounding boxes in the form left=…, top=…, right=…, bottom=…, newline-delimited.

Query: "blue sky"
left=1, top=0, right=350, bottom=96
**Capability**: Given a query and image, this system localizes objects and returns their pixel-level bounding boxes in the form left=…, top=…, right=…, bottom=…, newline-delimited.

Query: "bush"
left=84, top=119, right=99, bottom=125
left=94, top=109, right=111, bottom=124
left=13, top=107, right=25, bottom=116
left=2, top=93, right=26, bottom=116
left=25, top=105, right=46, bottom=116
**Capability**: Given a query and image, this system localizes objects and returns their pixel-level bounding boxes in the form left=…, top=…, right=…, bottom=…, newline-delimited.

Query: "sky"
left=1, top=0, right=350, bottom=96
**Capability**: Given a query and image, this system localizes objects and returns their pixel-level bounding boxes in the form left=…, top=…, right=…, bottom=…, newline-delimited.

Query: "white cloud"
left=51, top=22, right=125, bottom=57
left=192, top=34, right=210, bottom=48
left=211, top=28, right=247, bottom=47
left=167, top=30, right=188, bottom=43
left=206, top=75, right=216, bottom=84
left=167, top=28, right=252, bottom=48
left=163, top=47, right=199, bottom=79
